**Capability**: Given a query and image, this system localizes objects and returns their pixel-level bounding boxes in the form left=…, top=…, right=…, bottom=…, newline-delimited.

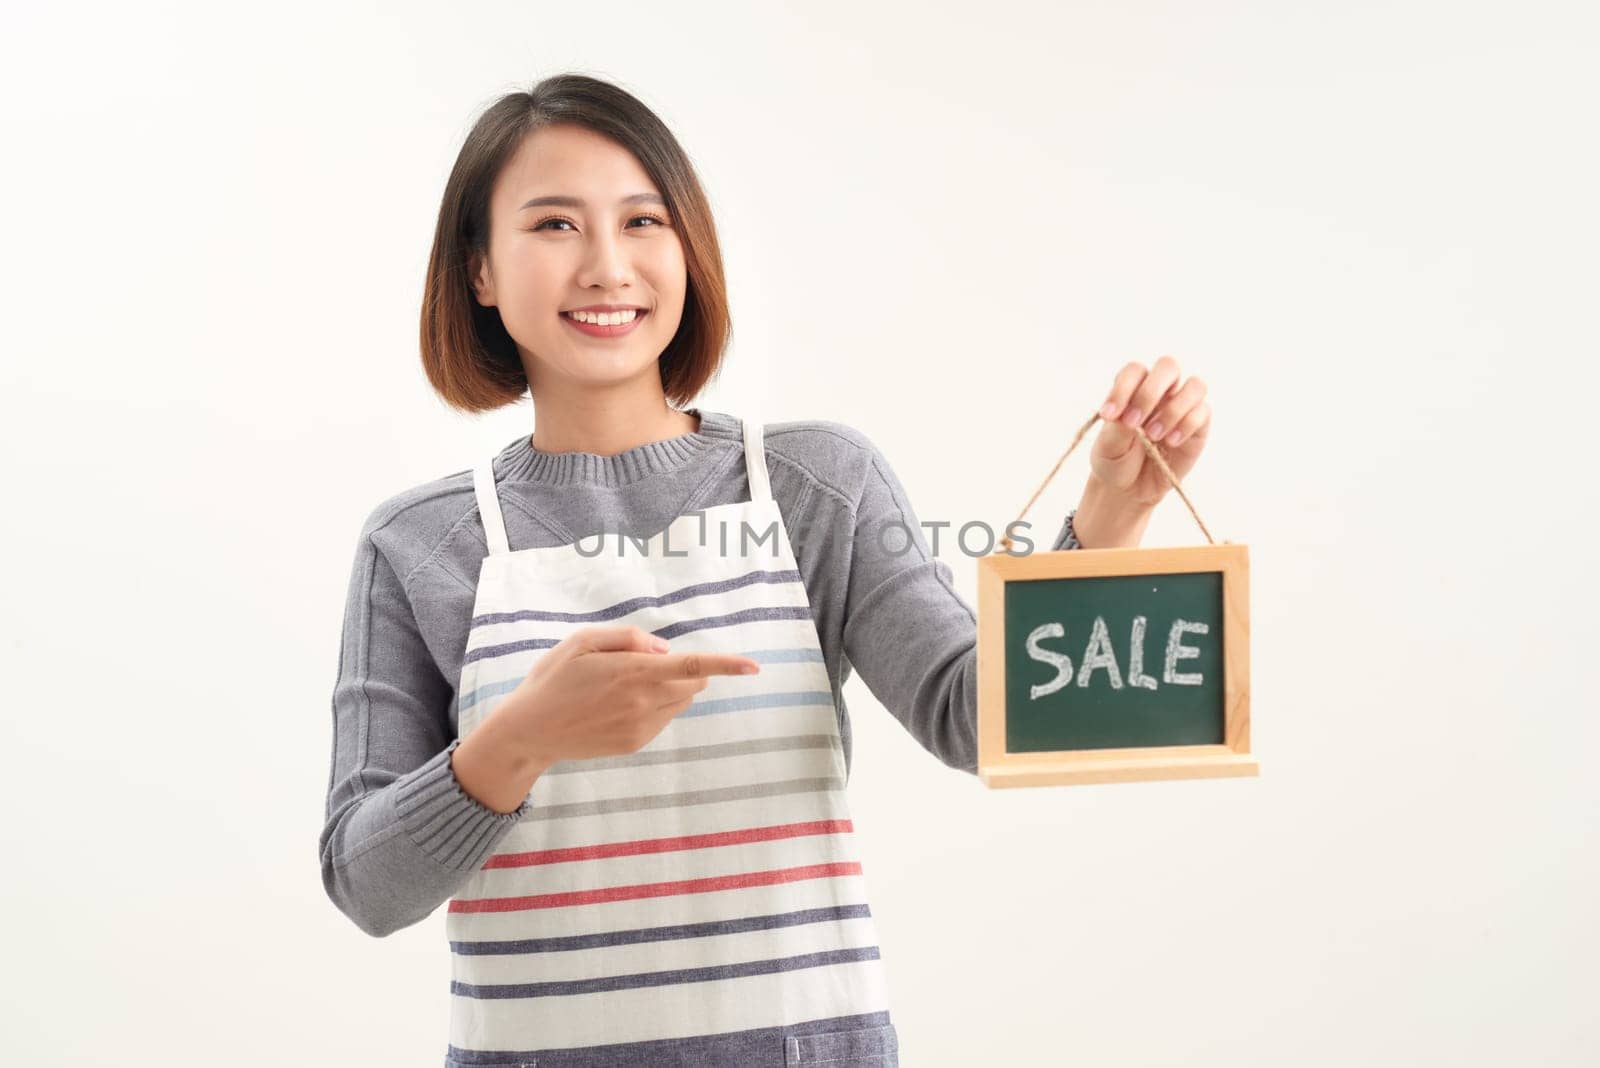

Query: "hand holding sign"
left=1089, top=355, right=1212, bottom=509
left=998, top=356, right=1218, bottom=556
left=979, top=372, right=1254, bottom=788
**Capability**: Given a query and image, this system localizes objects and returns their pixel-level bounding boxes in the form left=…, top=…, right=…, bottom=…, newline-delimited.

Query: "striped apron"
left=444, top=417, right=899, bottom=1067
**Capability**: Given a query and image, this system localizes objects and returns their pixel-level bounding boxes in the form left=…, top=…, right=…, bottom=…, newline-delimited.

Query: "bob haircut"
left=420, top=74, right=731, bottom=414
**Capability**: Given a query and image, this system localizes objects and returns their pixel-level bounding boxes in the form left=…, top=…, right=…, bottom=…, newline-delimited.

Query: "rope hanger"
left=994, top=409, right=1216, bottom=554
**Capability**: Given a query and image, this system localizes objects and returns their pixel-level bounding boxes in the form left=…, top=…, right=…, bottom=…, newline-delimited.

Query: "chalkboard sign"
left=976, top=543, right=1256, bottom=787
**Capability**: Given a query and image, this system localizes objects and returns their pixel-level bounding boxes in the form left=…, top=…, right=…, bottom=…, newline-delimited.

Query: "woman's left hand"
left=1088, top=355, right=1211, bottom=509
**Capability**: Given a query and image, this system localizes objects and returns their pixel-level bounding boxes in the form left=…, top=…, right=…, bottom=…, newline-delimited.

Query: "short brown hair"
left=420, top=74, right=731, bottom=414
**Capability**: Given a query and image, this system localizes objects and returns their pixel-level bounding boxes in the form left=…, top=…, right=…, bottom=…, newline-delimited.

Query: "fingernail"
left=741, top=662, right=760, bottom=674
left=1148, top=421, right=1164, bottom=440
left=1122, top=407, right=1142, bottom=427
left=1100, top=401, right=1119, bottom=419
left=1167, top=430, right=1184, bottom=445
left=651, top=636, right=670, bottom=652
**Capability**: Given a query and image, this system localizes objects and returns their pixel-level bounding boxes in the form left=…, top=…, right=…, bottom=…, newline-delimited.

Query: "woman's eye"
left=530, top=214, right=668, bottom=232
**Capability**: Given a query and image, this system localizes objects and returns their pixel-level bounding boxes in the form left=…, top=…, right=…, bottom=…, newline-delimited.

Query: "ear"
left=469, top=250, right=496, bottom=307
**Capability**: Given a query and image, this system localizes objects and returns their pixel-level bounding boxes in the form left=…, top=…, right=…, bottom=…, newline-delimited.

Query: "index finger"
left=649, top=651, right=762, bottom=679
left=1099, top=361, right=1149, bottom=421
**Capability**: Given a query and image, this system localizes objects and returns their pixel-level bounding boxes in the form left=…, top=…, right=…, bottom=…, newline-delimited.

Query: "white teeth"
left=566, top=308, right=639, bottom=326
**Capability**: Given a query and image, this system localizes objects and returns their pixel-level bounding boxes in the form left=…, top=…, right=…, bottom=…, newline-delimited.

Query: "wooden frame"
left=976, top=542, right=1257, bottom=788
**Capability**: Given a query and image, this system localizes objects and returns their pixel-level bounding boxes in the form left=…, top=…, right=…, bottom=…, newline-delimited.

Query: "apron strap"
left=471, top=457, right=511, bottom=556
left=742, top=418, right=771, bottom=503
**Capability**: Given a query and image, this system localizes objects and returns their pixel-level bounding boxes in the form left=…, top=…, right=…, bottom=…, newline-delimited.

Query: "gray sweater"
left=319, top=408, right=1079, bottom=938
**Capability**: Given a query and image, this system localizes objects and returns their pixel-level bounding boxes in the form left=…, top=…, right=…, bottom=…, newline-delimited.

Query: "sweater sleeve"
left=840, top=439, right=1079, bottom=775
left=319, top=519, right=533, bottom=938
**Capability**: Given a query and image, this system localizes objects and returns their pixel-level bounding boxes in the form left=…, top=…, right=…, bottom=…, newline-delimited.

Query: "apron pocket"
left=783, top=1022, right=899, bottom=1066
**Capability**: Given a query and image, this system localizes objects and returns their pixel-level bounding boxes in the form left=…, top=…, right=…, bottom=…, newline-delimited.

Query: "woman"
left=319, top=73, right=1212, bottom=1068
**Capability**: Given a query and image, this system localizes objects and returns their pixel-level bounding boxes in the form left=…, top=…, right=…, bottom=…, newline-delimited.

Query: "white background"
left=3, top=2, right=1596, bottom=1064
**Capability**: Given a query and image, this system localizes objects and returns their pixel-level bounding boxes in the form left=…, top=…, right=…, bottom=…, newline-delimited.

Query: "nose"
left=576, top=226, right=634, bottom=292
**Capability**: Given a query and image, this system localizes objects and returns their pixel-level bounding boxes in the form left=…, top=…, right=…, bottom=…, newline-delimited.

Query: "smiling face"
left=470, top=123, right=688, bottom=397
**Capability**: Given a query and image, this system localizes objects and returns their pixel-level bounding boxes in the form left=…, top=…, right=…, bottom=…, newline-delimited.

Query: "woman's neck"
left=528, top=391, right=701, bottom=457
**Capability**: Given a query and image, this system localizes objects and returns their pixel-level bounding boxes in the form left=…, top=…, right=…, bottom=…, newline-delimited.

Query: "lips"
left=560, top=308, right=649, bottom=338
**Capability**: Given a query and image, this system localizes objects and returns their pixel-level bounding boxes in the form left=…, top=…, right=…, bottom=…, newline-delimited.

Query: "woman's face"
left=471, top=123, right=687, bottom=395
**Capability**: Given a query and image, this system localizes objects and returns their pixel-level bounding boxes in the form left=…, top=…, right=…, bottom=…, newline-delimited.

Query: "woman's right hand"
left=490, top=624, right=761, bottom=770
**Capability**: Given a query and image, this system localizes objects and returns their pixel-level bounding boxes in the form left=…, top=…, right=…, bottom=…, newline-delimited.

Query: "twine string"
left=994, top=409, right=1215, bottom=552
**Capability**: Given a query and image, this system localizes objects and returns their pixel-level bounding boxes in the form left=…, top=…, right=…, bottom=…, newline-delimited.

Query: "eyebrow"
left=516, top=192, right=668, bottom=212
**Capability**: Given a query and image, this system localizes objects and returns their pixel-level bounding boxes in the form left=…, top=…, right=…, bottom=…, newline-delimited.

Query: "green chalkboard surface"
left=1003, top=570, right=1225, bottom=752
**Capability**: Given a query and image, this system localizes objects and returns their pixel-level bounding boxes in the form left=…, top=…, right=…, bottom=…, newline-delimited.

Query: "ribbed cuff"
left=393, top=738, right=534, bottom=872
left=1054, top=509, right=1083, bottom=551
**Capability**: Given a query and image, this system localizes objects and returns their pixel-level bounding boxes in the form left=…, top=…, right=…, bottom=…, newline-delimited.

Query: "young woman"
left=319, top=73, right=1212, bottom=1068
